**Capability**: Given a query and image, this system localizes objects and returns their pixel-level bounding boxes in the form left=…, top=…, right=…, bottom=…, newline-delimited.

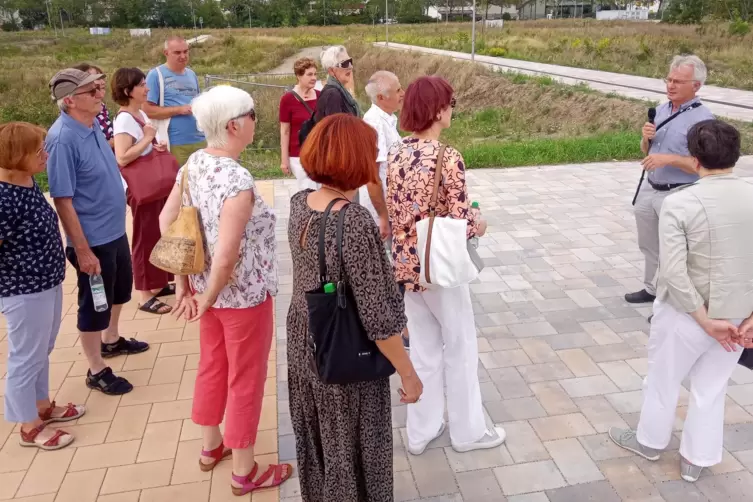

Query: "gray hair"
left=670, top=55, right=707, bottom=85
left=164, top=36, right=186, bottom=51
left=56, top=97, right=69, bottom=113
left=320, top=46, right=348, bottom=71
left=365, top=71, right=398, bottom=104
left=192, top=86, right=255, bottom=149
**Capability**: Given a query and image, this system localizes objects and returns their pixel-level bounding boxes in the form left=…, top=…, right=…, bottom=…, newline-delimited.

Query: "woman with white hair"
left=316, top=45, right=360, bottom=119
left=160, top=85, right=292, bottom=496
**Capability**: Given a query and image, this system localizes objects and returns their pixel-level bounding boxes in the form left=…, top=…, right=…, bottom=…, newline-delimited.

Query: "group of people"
left=1, top=36, right=753, bottom=500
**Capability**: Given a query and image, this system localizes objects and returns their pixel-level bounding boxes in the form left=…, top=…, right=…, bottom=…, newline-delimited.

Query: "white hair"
left=320, top=46, right=348, bottom=71
left=192, top=86, right=255, bottom=149
left=670, top=55, right=707, bottom=85
left=365, top=71, right=397, bottom=104
left=56, top=98, right=69, bottom=113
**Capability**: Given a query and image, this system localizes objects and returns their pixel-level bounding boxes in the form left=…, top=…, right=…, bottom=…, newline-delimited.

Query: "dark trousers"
left=128, top=193, right=173, bottom=292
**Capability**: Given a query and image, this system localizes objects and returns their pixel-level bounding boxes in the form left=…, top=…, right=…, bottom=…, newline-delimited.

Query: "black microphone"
left=648, top=107, right=657, bottom=125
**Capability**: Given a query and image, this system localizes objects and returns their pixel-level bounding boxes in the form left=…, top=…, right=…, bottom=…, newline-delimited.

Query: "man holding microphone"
left=626, top=55, right=714, bottom=314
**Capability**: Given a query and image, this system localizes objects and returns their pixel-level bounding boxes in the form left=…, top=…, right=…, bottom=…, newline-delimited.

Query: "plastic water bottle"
left=468, top=201, right=484, bottom=272
left=90, top=274, right=108, bottom=312
left=469, top=201, right=481, bottom=249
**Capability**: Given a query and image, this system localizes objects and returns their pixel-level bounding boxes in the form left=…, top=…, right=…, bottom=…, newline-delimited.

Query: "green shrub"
left=483, top=46, right=508, bottom=57
left=502, top=13, right=512, bottom=21
left=729, top=18, right=751, bottom=37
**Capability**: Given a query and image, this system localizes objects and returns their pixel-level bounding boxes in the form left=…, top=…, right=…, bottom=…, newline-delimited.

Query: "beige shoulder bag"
left=149, top=168, right=206, bottom=275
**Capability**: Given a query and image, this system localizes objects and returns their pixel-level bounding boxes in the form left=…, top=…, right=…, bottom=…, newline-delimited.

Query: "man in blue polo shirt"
left=46, top=68, right=150, bottom=396
left=143, top=36, right=205, bottom=166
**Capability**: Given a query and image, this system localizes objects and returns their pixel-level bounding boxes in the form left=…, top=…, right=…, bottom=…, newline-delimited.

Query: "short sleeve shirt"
left=648, top=98, right=714, bottom=184
left=46, top=113, right=127, bottom=248
left=179, top=150, right=278, bottom=309
left=0, top=181, right=66, bottom=298
left=113, top=110, right=153, bottom=157
left=279, top=90, right=319, bottom=158
left=146, top=65, right=205, bottom=146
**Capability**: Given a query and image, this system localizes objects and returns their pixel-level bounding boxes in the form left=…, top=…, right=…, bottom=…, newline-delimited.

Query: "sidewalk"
left=373, top=42, right=753, bottom=122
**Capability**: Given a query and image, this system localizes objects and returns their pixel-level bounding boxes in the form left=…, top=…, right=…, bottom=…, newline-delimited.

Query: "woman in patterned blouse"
left=74, top=63, right=114, bottom=147
left=386, top=76, right=506, bottom=456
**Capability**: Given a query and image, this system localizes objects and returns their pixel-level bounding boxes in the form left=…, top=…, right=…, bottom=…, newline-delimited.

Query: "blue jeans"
left=0, top=285, right=63, bottom=423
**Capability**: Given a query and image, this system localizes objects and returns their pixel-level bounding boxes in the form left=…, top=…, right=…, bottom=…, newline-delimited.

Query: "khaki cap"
left=49, top=68, right=105, bottom=100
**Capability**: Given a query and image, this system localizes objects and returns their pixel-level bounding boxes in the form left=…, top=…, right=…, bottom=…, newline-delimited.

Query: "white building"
left=427, top=3, right=518, bottom=21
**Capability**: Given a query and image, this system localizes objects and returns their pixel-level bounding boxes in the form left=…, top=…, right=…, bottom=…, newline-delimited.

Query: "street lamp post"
left=385, top=0, right=389, bottom=46
left=471, top=0, right=476, bottom=62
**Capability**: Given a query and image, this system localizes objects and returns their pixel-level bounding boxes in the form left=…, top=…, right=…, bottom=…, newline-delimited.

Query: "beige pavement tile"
left=259, top=396, right=278, bottom=432
left=501, top=420, right=550, bottom=463
left=141, top=480, right=210, bottom=501
left=444, top=444, right=514, bottom=473
left=96, top=492, right=141, bottom=502
left=149, top=399, right=193, bottom=423
left=183, top=323, right=200, bottom=341
left=157, top=314, right=187, bottom=331
left=8, top=495, right=55, bottom=502
left=599, top=457, right=664, bottom=502
left=76, top=393, right=121, bottom=425
left=529, top=381, right=579, bottom=416
left=530, top=413, right=596, bottom=441
left=118, top=383, right=180, bottom=407
left=117, top=369, right=153, bottom=387
left=178, top=370, right=197, bottom=400
left=15, top=448, right=74, bottom=498
left=598, top=361, right=644, bottom=391
left=264, top=378, right=276, bottom=397
left=480, top=350, right=532, bottom=370
left=557, top=349, right=602, bottom=377
left=150, top=356, right=187, bottom=385
left=180, top=419, right=202, bottom=442
left=55, top=468, right=107, bottom=502
left=53, top=377, right=91, bottom=406
left=493, top=460, right=566, bottom=496
left=574, top=396, right=629, bottom=433
left=545, top=438, right=604, bottom=485
left=54, top=334, right=79, bottom=349
left=709, top=449, right=745, bottom=475
left=138, top=328, right=185, bottom=344
left=49, top=422, right=110, bottom=447
left=106, top=404, right=151, bottom=442
left=159, top=341, right=201, bottom=358
left=138, top=420, right=182, bottom=463
left=580, top=321, right=622, bottom=345
left=560, top=375, right=620, bottom=398
left=255, top=430, right=279, bottom=456
left=0, top=471, right=24, bottom=500
left=121, top=345, right=160, bottom=371
left=69, top=358, right=125, bottom=378
left=118, top=318, right=160, bottom=335
left=210, top=459, right=252, bottom=502
left=100, top=459, right=174, bottom=495
left=518, top=338, right=560, bottom=364
left=0, top=437, right=37, bottom=474
left=171, top=439, right=211, bottom=485
left=48, top=362, right=73, bottom=391
left=70, top=440, right=141, bottom=472
left=185, top=354, right=200, bottom=371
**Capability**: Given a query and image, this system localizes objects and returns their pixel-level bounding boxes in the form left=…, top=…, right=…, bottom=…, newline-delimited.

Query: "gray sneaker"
left=452, top=426, right=506, bottom=453
left=608, top=427, right=661, bottom=461
left=680, top=457, right=703, bottom=483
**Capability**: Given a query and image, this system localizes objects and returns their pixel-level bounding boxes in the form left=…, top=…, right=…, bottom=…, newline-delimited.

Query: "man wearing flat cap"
left=46, top=68, right=150, bottom=397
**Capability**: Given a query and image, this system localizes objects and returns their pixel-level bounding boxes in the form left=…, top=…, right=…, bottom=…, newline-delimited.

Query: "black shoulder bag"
left=739, top=348, right=753, bottom=370
left=291, top=91, right=317, bottom=148
left=305, top=200, right=396, bottom=385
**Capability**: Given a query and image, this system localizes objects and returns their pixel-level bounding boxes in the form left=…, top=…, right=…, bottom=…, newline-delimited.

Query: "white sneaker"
left=407, top=421, right=446, bottom=456
left=451, top=426, right=506, bottom=453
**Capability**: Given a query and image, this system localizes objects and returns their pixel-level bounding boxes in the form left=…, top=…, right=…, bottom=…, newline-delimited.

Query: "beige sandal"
left=38, top=401, right=86, bottom=425
left=19, top=424, right=74, bottom=451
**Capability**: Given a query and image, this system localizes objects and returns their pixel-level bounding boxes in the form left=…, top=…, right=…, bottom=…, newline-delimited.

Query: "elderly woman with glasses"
left=316, top=46, right=360, bottom=119
left=160, top=86, right=291, bottom=496
left=387, top=76, right=504, bottom=457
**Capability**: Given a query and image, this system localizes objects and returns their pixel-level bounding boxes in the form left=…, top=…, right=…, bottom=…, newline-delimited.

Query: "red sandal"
left=19, top=423, right=74, bottom=451
left=198, top=442, right=232, bottom=472
left=231, top=461, right=294, bottom=496
left=39, top=401, right=86, bottom=425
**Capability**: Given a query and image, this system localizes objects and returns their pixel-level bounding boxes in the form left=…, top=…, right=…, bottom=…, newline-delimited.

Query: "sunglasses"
left=450, top=97, right=457, bottom=109
left=335, top=58, right=354, bottom=69
left=74, top=85, right=106, bottom=97
left=227, top=109, right=256, bottom=127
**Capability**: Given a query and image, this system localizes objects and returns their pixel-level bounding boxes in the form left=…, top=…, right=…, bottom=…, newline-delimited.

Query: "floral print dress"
left=386, top=137, right=480, bottom=292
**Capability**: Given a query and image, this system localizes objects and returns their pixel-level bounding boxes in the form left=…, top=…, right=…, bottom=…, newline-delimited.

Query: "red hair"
left=0, top=122, right=46, bottom=172
left=399, top=76, right=454, bottom=133
left=301, top=114, right=378, bottom=191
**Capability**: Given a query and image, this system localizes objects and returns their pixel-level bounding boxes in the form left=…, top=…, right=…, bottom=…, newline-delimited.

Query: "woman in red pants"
left=111, top=67, right=174, bottom=314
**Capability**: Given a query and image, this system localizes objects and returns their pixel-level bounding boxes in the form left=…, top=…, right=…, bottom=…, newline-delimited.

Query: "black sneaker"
left=86, top=367, right=134, bottom=395
left=101, top=337, right=150, bottom=358
left=624, top=289, right=656, bottom=304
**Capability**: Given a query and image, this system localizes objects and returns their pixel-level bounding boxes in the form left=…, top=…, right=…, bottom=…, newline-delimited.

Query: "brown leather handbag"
left=117, top=111, right=180, bottom=206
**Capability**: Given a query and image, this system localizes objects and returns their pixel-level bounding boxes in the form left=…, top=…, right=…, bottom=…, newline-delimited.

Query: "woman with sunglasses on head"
left=74, top=63, right=114, bottom=147
left=160, top=86, right=291, bottom=496
left=386, top=76, right=504, bottom=457
left=111, top=67, right=174, bottom=315
left=316, top=46, right=359, bottom=119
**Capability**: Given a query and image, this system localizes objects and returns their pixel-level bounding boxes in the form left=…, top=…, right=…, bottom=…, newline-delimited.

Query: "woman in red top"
left=279, top=58, right=320, bottom=192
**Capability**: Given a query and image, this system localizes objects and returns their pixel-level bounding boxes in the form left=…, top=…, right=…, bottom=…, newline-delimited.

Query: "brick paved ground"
left=2, top=160, right=753, bottom=501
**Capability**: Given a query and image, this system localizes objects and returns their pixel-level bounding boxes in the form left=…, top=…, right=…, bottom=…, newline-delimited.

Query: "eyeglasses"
left=73, top=85, right=106, bottom=97
left=450, top=97, right=457, bottom=109
left=663, top=78, right=696, bottom=86
left=335, top=58, right=353, bottom=69
left=227, top=109, right=256, bottom=128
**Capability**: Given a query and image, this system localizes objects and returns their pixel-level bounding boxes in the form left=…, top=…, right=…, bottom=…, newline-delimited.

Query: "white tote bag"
left=150, top=66, right=171, bottom=151
left=416, top=145, right=479, bottom=289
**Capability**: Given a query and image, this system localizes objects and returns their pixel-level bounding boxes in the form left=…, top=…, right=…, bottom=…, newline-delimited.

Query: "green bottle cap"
left=323, top=283, right=336, bottom=294
left=471, top=201, right=480, bottom=209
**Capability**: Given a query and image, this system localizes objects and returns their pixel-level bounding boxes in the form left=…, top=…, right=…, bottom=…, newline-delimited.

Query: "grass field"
left=1, top=22, right=751, bottom=186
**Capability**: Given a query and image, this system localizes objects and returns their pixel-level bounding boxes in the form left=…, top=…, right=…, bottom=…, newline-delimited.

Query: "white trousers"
left=290, top=157, right=319, bottom=192
left=405, top=285, right=486, bottom=447
left=637, top=301, right=742, bottom=467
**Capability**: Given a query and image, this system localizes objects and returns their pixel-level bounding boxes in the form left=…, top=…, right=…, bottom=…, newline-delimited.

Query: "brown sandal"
left=19, top=424, right=74, bottom=451
left=39, top=401, right=86, bottom=425
left=231, top=462, right=294, bottom=496
left=199, top=442, right=232, bottom=472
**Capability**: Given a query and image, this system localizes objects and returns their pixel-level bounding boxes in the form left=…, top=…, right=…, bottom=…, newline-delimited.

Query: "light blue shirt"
left=46, top=113, right=126, bottom=248
left=146, top=64, right=205, bottom=146
left=648, top=97, right=714, bottom=185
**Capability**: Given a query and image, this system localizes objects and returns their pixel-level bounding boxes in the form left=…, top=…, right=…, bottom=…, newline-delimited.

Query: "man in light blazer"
left=609, top=120, right=753, bottom=483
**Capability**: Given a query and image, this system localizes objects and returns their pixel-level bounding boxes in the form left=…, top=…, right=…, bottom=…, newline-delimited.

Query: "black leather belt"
left=648, top=179, right=689, bottom=192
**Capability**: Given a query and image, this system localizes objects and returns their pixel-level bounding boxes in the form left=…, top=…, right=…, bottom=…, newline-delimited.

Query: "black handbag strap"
left=290, top=91, right=314, bottom=116
left=649, top=102, right=702, bottom=151
left=317, top=198, right=347, bottom=283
